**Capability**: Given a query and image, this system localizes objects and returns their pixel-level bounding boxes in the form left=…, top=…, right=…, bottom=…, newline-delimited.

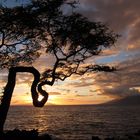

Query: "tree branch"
left=0, top=29, right=5, bottom=48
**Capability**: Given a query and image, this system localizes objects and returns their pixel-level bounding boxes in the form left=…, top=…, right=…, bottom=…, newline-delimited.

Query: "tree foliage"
left=0, top=0, right=118, bottom=132
left=0, top=0, right=118, bottom=83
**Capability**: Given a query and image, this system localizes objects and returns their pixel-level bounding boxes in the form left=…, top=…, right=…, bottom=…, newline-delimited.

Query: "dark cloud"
left=33, top=54, right=56, bottom=72
left=100, top=86, right=140, bottom=98
left=77, top=0, right=140, bottom=52
left=94, top=56, right=140, bottom=97
left=70, top=0, right=140, bottom=99
left=89, top=89, right=100, bottom=93
left=49, top=92, right=61, bottom=95
left=79, top=0, right=139, bottom=28
left=76, top=94, right=94, bottom=97
left=0, top=71, right=34, bottom=86
left=76, top=94, right=87, bottom=97
left=68, top=81, right=94, bottom=88
left=56, top=88, right=70, bottom=93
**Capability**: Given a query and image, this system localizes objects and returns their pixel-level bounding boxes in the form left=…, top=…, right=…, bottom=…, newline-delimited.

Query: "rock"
left=0, top=129, right=52, bottom=140
left=92, top=136, right=101, bottom=140
left=134, top=130, right=140, bottom=136
left=39, top=133, right=52, bottom=140
left=104, top=138, right=115, bottom=140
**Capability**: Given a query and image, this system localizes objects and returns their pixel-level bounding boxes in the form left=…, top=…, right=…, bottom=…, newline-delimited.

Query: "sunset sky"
left=0, top=0, right=140, bottom=105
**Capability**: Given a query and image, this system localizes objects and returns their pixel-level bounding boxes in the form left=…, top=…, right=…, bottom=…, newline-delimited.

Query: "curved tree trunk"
left=0, top=66, right=48, bottom=132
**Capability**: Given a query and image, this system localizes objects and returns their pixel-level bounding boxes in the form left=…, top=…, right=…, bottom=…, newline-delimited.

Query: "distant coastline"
left=100, top=95, right=140, bottom=106
left=10, top=95, right=140, bottom=107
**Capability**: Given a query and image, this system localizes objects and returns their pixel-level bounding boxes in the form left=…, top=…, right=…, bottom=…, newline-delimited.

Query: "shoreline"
left=0, top=129, right=52, bottom=140
left=1, top=129, right=140, bottom=140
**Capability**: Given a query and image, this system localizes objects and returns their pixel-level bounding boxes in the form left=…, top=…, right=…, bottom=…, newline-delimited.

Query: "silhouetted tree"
left=0, top=0, right=118, bottom=132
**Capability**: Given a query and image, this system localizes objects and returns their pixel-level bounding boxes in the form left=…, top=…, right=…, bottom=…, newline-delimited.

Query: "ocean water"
left=4, top=105, right=140, bottom=140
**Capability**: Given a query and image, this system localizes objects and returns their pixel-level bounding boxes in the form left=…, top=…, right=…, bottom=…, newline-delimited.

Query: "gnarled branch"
left=0, top=66, right=48, bottom=132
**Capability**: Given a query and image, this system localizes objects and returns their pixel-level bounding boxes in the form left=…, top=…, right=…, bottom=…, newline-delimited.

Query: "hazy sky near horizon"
left=0, top=0, right=140, bottom=105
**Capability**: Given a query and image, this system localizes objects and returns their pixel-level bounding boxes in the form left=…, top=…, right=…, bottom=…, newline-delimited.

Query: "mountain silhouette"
left=102, top=95, right=140, bottom=106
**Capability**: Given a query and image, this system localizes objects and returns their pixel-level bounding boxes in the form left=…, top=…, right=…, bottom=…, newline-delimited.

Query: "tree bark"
left=0, top=66, right=48, bottom=132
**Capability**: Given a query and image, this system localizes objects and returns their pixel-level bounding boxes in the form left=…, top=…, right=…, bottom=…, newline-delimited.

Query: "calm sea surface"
left=4, top=105, right=140, bottom=140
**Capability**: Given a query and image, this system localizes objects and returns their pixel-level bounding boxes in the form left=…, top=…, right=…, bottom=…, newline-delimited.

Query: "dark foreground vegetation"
left=0, top=129, right=52, bottom=140
left=0, top=129, right=140, bottom=140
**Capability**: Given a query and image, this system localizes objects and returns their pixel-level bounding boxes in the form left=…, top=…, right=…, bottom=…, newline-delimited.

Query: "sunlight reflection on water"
left=4, top=105, right=140, bottom=140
